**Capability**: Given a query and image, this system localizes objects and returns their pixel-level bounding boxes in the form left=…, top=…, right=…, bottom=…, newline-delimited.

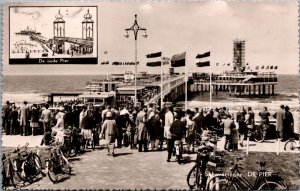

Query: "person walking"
left=273, top=105, right=285, bottom=141
left=136, top=107, right=148, bottom=152
left=100, top=111, right=119, bottom=157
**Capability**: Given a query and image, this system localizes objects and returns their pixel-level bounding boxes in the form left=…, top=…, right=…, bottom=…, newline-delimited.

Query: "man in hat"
left=273, top=105, right=285, bottom=141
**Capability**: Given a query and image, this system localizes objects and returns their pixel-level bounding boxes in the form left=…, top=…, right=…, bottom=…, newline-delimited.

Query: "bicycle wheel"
left=8, top=162, right=16, bottom=188
left=208, top=177, right=238, bottom=191
left=14, top=160, right=27, bottom=182
left=68, top=147, right=77, bottom=158
left=253, top=130, right=265, bottom=143
left=46, top=160, right=58, bottom=183
left=258, top=181, right=286, bottom=190
left=31, top=153, right=42, bottom=175
left=284, top=140, right=297, bottom=151
left=61, top=159, right=71, bottom=175
left=187, top=165, right=198, bottom=189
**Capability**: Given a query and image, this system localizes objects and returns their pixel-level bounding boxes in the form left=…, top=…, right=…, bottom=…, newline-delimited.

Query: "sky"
left=3, top=1, right=299, bottom=75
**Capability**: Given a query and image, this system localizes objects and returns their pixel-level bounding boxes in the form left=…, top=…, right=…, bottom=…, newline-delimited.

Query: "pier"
left=190, top=72, right=278, bottom=96
left=145, top=74, right=185, bottom=105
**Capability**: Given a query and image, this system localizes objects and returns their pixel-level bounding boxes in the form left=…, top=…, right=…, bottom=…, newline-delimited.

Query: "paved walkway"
left=2, top=135, right=299, bottom=190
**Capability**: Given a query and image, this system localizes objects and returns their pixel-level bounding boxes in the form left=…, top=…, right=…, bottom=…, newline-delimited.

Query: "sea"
left=2, top=74, right=299, bottom=111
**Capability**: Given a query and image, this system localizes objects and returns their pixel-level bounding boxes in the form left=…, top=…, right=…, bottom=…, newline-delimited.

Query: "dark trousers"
left=138, top=140, right=148, bottom=152
left=5, top=120, right=10, bottom=135
left=130, top=130, right=137, bottom=149
left=167, top=139, right=174, bottom=160
left=21, top=124, right=29, bottom=136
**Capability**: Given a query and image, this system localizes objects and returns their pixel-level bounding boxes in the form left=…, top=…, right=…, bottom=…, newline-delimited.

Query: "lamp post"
left=124, top=14, right=147, bottom=107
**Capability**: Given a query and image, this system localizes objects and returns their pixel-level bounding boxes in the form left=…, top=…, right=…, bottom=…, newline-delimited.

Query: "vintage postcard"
left=9, top=6, right=98, bottom=64
left=1, top=1, right=299, bottom=190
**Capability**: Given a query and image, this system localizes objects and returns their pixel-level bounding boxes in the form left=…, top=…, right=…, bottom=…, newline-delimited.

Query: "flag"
left=274, top=66, right=278, bottom=70
left=196, top=61, right=210, bottom=67
left=146, top=52, right=162, bottom=58
left=255, top=66, right=259, bottom=70
left=104, top=51, right=108, bottom=54
left=196, top=51, right=210, bottom=67
left=146, top=52, right=162, bottom=67
left=222, top=63, right=225, bottom=66
left=101, top=61, right=109, bottom=65
left=270, top=65, right=273, bottom=69
left=227, top=63, right=230, bottom=66
left=216, top=63, right=219, bottom=66
left=266, top=65, right=269, bottom=70
left=196, top=51, right=210, bottom=59
left=261, top=65, right=264, bottom=69
left=171, top=52, right=186, bottom=67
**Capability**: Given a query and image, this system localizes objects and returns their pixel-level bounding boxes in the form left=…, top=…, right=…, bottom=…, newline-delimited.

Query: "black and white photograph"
left=9, top=6, right=98, bottom=64
left=1, top=1, right=300, bottom=190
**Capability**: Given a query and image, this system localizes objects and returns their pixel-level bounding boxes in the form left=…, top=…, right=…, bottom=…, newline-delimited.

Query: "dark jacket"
left=170, top=119, right=186, bottom=140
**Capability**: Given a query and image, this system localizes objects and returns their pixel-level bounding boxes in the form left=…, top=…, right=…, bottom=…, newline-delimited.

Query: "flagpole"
left=209, top=47, right=212, bottom=109
left=160, top=48, right=163, bottom=110
left=185, top=47, right=188, bottom=111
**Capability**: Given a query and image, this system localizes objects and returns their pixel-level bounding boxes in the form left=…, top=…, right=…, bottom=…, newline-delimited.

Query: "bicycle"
left=247, top=125, right=267, bottom=143
left=45, top=142, right=72, bottom=183
left=206, top=156, right=288, bottom=190
left=13, top=143, right=43, bottom=184
left=2, top=149, right=17, bottom=188
left=284, top=137, right=300, bottom=151
left=186, top=144, right=224, bottom=190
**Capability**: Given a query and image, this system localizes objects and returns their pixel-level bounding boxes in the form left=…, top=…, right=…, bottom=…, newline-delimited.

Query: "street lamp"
left=124, top=14, right=147, bottom=107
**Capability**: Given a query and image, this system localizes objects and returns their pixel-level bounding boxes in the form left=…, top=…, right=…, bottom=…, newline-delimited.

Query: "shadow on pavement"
left=68, top=157, right=82, bottom=162
left=181, top=156, right=194, bottom=164
left=114, top=152, right=133, bottom=157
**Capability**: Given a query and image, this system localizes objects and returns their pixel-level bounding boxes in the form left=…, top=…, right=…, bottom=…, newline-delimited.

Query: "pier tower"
left=53, top=10, right=65, bottom=54
left=82, top=9, right=94, bottom=40
left=233, top=40, right=245, bottom=72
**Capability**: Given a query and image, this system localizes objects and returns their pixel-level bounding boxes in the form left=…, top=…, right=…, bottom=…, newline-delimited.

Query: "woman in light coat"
left=100, top=111, right=118, bottom=157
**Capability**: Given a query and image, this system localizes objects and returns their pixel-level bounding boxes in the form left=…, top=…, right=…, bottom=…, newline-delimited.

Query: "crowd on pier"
left=1, top=100, right=296, bottom=160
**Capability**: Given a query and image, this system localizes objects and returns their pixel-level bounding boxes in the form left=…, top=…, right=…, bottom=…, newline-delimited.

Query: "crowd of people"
left=1, top=100, right=296, bottom=162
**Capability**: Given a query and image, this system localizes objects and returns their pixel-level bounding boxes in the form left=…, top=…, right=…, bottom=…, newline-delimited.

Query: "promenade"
left=2, top=135, right=300, bottom=190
